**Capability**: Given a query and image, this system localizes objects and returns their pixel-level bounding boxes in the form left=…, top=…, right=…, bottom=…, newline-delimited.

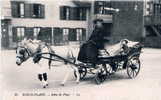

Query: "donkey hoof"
left=43, top=86, right=46, bottom=88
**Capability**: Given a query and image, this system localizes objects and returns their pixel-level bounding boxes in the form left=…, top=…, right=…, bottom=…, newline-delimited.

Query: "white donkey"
left=16, top=39, right=80, bottom=88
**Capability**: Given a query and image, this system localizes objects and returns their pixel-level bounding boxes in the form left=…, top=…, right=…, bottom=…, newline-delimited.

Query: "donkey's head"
left=16, top=39, right=41, bottom=66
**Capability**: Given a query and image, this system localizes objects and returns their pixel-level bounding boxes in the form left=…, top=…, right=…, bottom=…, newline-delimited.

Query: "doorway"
left=102, top=23, right=112, bottom=42
left=1, top=20, right=10, bottom=48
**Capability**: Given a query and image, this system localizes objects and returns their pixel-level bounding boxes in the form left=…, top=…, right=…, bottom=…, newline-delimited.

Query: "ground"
left=0, top=46, right=161, bottom=100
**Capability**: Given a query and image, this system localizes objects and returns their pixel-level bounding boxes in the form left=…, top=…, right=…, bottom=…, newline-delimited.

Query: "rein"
left=35, top=52, right=78, bottom=67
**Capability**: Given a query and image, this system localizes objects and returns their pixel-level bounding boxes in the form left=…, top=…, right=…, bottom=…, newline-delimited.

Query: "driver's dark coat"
left=77, top=26, right=104, bottom=63
left=88, top=26, right=104, bottom=49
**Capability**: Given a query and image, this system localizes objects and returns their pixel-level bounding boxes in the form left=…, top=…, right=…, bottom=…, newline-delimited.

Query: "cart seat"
left=98, top=54, right=127, bottom=63
left=103, top=40, right=139, bottom=56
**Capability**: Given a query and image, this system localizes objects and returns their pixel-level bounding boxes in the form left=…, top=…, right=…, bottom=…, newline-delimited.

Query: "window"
left=76, top=28, right=86, bottom=41
left=33, top=4, right=40, bottom=17
left=37, top=27, right=52, bottom=43
left=146, top=2, right=151, bottom=15
left=63, top=28, right=69, bottom=42
left=94, top=1, right=112, bottom=15
left=11, top=2, right=25, bottom=18
left=153, top=3, right=161, bottom=15
left=32, top=4, right=45, bottom=18
left=17, top=28, right=25, bottom=37
left=11, top=1, right=45, bottom=18
left=60, top=6, right=70, bottom=20
left=60, top=6, right=87, bottom=20
left=68, top=28, right=86, bottom=41
left=76, top=8, right=87, bottom=20
left=12, top=27, right=25, bottom=42
left=99, top=6, right=104, bottom=14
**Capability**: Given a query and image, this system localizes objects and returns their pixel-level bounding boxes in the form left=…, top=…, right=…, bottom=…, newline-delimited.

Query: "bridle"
left=16, top=40, right=55, bottom=67
left=16, top=46, right=32, bottom=62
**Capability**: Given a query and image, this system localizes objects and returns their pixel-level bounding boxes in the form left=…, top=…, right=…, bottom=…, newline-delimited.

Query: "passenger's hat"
left=93, top=19, right=103, bottom=24
left=120, top=39, right=129, bottom=44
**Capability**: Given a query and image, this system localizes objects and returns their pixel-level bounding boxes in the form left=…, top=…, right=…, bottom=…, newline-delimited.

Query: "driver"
left=77, top=19, right=105, bottom=73
left=78, top=19, right=105, bottom=63
left=88, top=18, right=105, bottom=49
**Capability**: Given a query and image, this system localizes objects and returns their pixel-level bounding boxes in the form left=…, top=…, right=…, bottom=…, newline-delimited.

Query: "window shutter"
left=11, top=2, right=19, bottom=17
left=46, top=27, right=52, bottom=43
left=40, top=4, right=45, bottom=18
left=12, top=27, right=17, bottom=42
left=41, top=27, right=52, bottom=43
left=82, top=28, right=86, bottom=41
left=39, top=27, right=45, bottom=42
left=24, top=3, right=31, bottom=18
left=54, top=28, right=63, bottom=44
left=69, top=7, right=73, bottom=20
left=69, top=28, right=76, bottom=41
left=30, top=4, right=34, bottom=18
left=70, top=7, right=77, bottom=20
left=73, top=29, right=77, bottom=41
left=54, top=28, right=58, bottom=43
left=94, top=1, right=99, bottom=14
left=82, top=8, right=87, bottom=20
left=33, top=4, right=39, bottom=17
left=76, top=8, right=80, bottom=20
left=59, top=28, right=63, bottom=41
left=25, top=27, right=34, bottom=39
left=68, top=28, right=72, bottom=41
left=60, top=6, right=65, bottom=20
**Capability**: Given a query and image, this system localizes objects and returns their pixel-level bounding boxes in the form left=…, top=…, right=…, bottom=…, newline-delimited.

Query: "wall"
left=5, top=0, right=89, bottom=48
left=111, top=1, right=144, bottom=43
left=144, top=37, right=161, bottom=48
left=11, top=0, right=88, bottom=28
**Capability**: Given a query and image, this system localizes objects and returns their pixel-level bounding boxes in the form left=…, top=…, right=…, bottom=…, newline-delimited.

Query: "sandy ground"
left=0, top=46, right=161, bottom=100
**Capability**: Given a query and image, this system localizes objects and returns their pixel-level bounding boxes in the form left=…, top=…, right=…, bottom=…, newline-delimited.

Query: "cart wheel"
left=95, top=64, right=108, bottom=84
left=127, top=57, right=140, bottom=79
left=74, top=66, right=87, bottom=80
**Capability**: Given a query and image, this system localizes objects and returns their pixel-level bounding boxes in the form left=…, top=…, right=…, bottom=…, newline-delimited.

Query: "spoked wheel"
left=127, top=57, right=141, bottom=79
left=74, top=65, right=87, bottom=80
left=95, top=64, right=108, bottom=84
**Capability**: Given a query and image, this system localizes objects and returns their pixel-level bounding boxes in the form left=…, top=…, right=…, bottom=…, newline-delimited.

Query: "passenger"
left=120, top=39, right=129, bottom=54
left=104, top=39, right=129, bottom=56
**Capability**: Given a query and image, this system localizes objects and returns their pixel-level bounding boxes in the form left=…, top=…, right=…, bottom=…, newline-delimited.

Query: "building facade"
left=71, top=0, right=161, bottom=48
left=144, top=0, right=161, bottom=48
left=79, top=0, right=144, bottom=43
left=1, top=0, right=89, bottom=49
left=1, top=0, right=161, bottom=49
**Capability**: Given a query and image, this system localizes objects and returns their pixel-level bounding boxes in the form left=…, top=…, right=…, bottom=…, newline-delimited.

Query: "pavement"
left=0, top=46, right=161, bottom=100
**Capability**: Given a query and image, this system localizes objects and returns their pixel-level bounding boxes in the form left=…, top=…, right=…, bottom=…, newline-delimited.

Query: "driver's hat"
left=93, top=18, right=104, bottom=24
